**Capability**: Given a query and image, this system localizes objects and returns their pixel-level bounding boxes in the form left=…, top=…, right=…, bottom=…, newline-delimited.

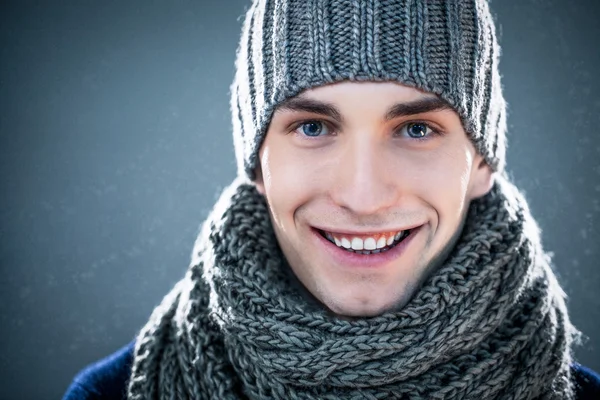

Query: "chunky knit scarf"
left=127, top=174, right=577, bottom=400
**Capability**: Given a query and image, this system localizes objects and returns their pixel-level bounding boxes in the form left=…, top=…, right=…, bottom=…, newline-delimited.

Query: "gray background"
left=1, top=1, right=599, bottom=399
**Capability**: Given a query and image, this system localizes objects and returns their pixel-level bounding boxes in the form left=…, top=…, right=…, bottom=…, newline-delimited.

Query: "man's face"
left=255, top=81, right=493, bottom=317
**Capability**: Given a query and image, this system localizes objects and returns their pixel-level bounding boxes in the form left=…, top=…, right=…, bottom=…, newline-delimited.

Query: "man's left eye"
left=401, top=122, right=435, bottom=139
left=299, top=121, right=329, bottom=137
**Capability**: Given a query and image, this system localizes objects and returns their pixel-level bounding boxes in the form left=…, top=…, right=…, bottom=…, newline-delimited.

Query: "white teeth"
left=325, top=229, right=411, bottom=251
left=351, top=237, right=364, bottom=250
left=341, top=238, right=352, bottom=249
left=363, top=237, right=377, bottom=250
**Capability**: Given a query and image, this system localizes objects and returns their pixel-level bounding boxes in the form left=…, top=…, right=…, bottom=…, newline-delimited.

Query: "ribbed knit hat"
left=231, top=0, right=507, bottom=180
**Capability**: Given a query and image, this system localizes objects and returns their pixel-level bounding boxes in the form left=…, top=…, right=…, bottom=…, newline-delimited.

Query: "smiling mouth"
left=316, top=228, right=413, bottom=255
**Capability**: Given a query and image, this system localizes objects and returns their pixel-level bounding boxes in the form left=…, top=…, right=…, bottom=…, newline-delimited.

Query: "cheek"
left=407, top=145, right=474, bottom=216
left=260, top=142, right=322, bottom=228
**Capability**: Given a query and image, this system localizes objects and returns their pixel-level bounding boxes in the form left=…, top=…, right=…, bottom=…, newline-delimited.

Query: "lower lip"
left=311, top=226, right=422, bottom=269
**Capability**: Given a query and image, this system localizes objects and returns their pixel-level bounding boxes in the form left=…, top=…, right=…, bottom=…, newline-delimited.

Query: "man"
left=64, top=0, right=600, bottom=399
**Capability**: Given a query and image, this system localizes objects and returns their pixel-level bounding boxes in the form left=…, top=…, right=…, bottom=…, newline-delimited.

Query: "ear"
left=254, top=164, right=266, bottom=195
left=468, top=156, right=495, bottom=200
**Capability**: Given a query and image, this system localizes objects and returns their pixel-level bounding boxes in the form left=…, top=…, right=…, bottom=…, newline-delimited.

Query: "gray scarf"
left=126, top=174, right=577, bottom=400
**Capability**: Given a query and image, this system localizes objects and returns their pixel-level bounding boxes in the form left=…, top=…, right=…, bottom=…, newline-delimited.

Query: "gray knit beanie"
left=231, top=0, right=507, bottom=180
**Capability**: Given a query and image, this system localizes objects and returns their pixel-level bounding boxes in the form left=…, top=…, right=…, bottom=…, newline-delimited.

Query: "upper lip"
left=313, top=224, right=423, bottom=236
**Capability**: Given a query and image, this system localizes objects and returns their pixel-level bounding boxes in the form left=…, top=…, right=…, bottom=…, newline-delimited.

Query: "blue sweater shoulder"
left=62, top=341, right=134, bottom=400
left=63, top=341, right=600, bottom=400
left=572, top=362, right=600, bottom=400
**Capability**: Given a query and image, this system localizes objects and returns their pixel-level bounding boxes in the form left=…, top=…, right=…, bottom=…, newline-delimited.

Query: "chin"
left=327, top=301, right=393, bottom=318
left=320, top=288, right=405, bottom=318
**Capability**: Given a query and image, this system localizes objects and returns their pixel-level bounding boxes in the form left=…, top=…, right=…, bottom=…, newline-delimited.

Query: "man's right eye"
left=297, top=121, right=330, bottom=137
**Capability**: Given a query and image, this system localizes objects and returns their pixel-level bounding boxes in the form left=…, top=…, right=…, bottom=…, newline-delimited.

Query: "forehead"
left=273, top=81, right=455, bottom=122
left=297, top=81, right=437, bottom=101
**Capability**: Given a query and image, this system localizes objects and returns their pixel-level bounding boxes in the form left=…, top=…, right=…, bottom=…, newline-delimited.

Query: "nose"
left=330, top=138, right=399, bottom=216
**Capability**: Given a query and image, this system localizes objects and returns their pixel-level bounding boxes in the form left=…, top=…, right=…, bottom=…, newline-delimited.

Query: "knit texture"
left=231, top=0, right=507, bottom=180
left=126, top=173, right=576, bottom=400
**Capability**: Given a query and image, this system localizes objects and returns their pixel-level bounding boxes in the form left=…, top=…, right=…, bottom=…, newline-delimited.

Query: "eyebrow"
left=383, top=97, right=453, bottom=121
left=275, top=96, right=453, bottom=123
left=276, top=97, right=343, bottom=122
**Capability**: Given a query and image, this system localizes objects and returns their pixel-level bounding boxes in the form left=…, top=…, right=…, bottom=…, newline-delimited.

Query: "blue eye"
left=401, top=122, right=435, bottom=139
left=300, top=121, right=329, bottom=137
